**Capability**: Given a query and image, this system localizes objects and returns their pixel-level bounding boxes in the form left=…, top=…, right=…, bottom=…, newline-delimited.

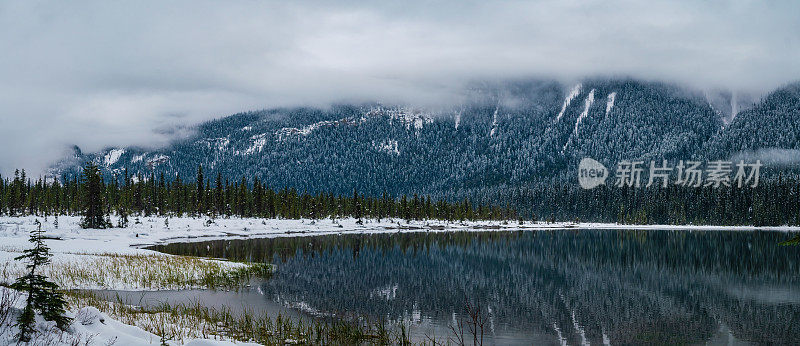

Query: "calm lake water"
left=143, top=229, right=800, bottom=345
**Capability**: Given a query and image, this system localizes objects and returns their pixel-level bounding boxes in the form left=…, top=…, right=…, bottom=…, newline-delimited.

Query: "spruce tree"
left=80, top=162, right=110, bottom=229
left=214, top=172, right=223, bottom=217
left=118, top=168, right=130, bottom=227
left=196, top=165, right=204, bottom=215
left=12, top=220, right=71, bottom=341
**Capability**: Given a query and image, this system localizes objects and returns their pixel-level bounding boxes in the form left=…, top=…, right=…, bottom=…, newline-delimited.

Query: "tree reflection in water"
left=150, top=229, right=800, bottom=344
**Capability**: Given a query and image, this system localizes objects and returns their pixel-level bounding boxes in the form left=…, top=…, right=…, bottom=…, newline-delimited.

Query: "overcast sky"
left=1, top=0, right=799, bottom=175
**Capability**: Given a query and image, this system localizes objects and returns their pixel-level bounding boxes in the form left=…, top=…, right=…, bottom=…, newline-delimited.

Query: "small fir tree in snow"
left=12, top=220, right=71, bottom=341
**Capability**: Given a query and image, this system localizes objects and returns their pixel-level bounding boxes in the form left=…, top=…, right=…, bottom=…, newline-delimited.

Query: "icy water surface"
left=147, top=229, right=800, bottom=345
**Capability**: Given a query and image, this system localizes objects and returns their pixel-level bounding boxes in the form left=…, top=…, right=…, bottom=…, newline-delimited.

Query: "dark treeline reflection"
left=151, top=230, right=800, bottom=344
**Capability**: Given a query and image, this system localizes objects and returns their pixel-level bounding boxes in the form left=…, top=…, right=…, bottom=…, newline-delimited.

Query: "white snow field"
left=1, top=215, right=799, bottom=345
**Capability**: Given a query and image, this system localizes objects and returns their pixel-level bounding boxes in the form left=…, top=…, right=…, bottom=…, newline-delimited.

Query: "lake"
left=140, top=229, right=800, bottom=345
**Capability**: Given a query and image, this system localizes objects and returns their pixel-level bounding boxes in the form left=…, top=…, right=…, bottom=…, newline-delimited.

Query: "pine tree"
left=80, top=162, right=110, bottom=229
left=196, top=165, right=204, bottom=215
left=118, top=168, right=130, bottom=227
left=11, top=220, right=71, bottom=341
left=214, top=172, right=223, bottom=217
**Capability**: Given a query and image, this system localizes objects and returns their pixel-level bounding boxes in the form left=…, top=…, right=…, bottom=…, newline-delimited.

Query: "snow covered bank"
left=1, top=215, right=798, bottom=290
left=0, top=286, right=261, bottom=345
left=1, top=216, right=798, bottom=281
left=8, top=216, right=800, bottom=248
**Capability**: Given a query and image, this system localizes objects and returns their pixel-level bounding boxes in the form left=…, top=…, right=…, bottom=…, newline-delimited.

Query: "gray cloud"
left=1, top=0, right=799, bottom=175
left=731, top=148, right=800, bottom=167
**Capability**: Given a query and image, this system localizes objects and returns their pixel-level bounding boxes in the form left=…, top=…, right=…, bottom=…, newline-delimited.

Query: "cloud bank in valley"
left=1, top=0, right=799, bottom=174
left=732, top=148, right=800, bottom=167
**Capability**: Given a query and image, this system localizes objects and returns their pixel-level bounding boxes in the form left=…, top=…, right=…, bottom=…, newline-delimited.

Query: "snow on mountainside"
left=46, top=78, right=799, bottom=205
left=605, top=92, right=616, bottom=116
left=562, top=89, right=596, bottom=152
left=102, top=149, right=125, bottom=166
left=490, top=106, right=499, bottom=137
left=146, top=154, right=169, bottom=168
left=573, top=89, right=596, bottom=136
left=369, top=106, right=434, bottom=130
left=273, top=106, right=433, bottom=142
left=241, top=133, right=268, bottom=155
left=199, top=137, right=230, bottom=150
left=556, top=83, right=582, bottom=121
left=275, top=118, right=360, bottom=141
left=373, top=139, right=400, bottom=155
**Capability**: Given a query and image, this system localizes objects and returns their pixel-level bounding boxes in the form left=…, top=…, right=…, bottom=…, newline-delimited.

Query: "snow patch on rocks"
left=103, top=149, right=125, bottom=166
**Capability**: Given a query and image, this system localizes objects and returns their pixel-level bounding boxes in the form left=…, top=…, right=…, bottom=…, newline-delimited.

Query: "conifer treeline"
left=514, top=176, right=800, bottom=226
left=0, top=164, right=517, bottom=222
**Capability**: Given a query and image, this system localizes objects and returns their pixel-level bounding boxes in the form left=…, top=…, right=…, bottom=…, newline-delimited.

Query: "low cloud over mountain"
left=2, top=0, right=799, bottom=174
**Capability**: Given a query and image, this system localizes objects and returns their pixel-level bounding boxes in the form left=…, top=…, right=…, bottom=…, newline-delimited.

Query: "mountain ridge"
left=48, top=78, right=800, bottom=203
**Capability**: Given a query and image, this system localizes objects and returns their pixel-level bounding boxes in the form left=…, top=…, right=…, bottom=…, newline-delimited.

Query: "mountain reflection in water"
left=149, top=229, right=800, bottom=344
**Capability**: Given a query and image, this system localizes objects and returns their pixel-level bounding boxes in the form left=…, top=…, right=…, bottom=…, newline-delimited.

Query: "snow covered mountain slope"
left=48, top=78, right=799, bottom=203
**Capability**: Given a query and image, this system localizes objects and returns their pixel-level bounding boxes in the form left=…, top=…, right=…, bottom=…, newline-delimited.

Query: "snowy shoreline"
left=2, top=215, right=799, bottom=290
left=2, top=215, right=797, bottom=292
left=2, top=215, right=799, bottom=258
